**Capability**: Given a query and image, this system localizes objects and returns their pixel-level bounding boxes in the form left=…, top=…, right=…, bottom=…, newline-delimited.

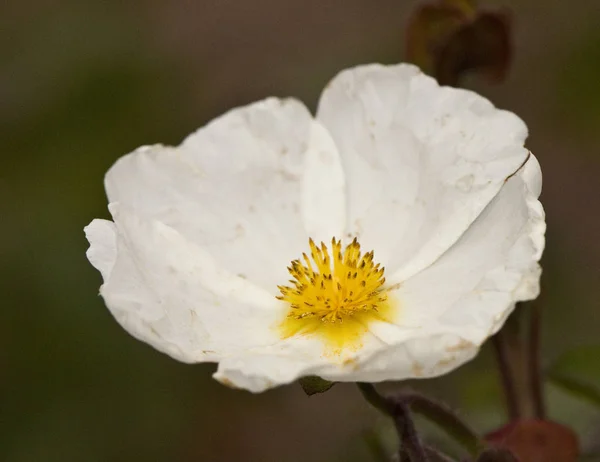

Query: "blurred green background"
left=2, top=1, right=600, bottom=461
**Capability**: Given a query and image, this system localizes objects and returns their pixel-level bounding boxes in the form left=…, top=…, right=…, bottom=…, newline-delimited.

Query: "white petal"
left=104, top=98, right=343, bottom=292
left=213, top=154, right=544, bottom=391
left=85, top=204, right=286, bottom=363
left=316, top=63, right=530, bottom=281
left=84, top=219, right=117, bottom=281
left=213, top=338, right=325, bottom=392
left=343, top=334, right=478, bottom=382
left=391, top=154, right=545, bottom=344
left=86, top=62, right=545, bottom=393
left=211, top=305, right=467, bottom=391
left=301, top=121, right=346, bottom=242
left=213, top=330, right=476, bottom=392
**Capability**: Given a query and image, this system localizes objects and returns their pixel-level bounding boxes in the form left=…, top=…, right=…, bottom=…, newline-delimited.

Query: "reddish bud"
left=485, top=419, right=579, bottom=462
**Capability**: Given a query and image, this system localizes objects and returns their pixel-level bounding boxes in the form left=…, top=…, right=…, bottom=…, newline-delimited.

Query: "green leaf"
left=298, top=376, right=336, bottom=396
left=547, top=345, right=600, bottom=409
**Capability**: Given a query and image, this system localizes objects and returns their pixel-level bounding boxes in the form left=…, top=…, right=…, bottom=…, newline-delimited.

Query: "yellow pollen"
left=277, top=238, right=397, bottom=354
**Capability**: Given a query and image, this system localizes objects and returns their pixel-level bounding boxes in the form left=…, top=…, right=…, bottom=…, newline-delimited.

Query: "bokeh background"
left=3, top=1, right=600, bottom=461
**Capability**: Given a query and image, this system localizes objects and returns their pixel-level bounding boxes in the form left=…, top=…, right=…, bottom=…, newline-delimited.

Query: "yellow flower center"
left=277, top=238, right=397, bottom=354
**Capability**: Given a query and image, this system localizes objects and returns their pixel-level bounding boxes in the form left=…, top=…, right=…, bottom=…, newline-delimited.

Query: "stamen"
left=280, top=239, right=386, bottom=320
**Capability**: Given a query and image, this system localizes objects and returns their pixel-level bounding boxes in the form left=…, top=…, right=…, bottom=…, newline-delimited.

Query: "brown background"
left=2, top=1, right=600, bottom=461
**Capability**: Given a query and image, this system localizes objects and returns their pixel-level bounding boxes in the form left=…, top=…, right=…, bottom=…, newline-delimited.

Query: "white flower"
left=85, top=63, right=545, bottom=393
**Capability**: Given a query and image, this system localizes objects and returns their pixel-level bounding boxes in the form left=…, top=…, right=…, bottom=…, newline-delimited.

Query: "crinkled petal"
left=104, top=98, right=345, bottom=292
left=389, top=154, right=544, bottom=345
left=85, top=219, right=117, bottom=281
left=85, top=63, right=546, bottom=394
left=213, top=338, right=325, bottom=392
left=85, top=204, right=287, bottom=362
left=316, top=63, right=530, bottom=281
left=213, top=330, right=476, bottom=393
left=301, top=121, right=346, bottom=242
left=213, top=154, right=544, bottom=392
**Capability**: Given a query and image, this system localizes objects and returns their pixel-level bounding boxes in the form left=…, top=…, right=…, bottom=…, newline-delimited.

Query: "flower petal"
left=84, top=219, right=117, bottom=281
left=104, top=97, right=343, bottom=292
left=212, top=154, right=544, bottom=391
left=213, top=331, right=476, bottom=392
left=213, top=339, right=326, bottom=392
left=85, top=204, right=286, bottom=362
left=316, top=63, right=530, bottom=281
left=391, top=153, right=544, bottom=344
left=85, top=62, right=545, bottom=393
left=301, top=121, right=346, bottom=242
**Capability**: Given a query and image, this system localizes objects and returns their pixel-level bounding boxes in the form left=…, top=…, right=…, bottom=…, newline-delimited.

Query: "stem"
left=402, top=392, right=485, bottom=457
left=358, top=384, right=429, bottom=461
left=357, top=384, right=484, bottom=459
left=399, top=450, right=411, bottom=462
left=491, top=332, right=520, bottom=420
left=398, top=448, right=411, bottom=462
left=492, top=303, right=543, bottom=419
left=423, top=446, right=457, bottom=462
left=358, top=382, right=394, bottom=415
left=528, top=299, right=545, bottom=418
left=394, top=401, right=429, bottom=462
